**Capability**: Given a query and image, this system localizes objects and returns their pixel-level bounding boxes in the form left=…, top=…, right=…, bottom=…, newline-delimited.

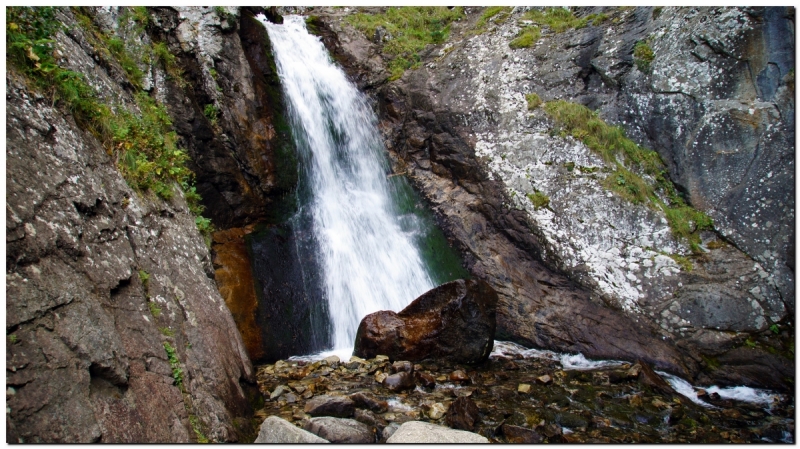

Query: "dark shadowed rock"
left=255, top=416, right=329, bottom=443
left=415, top=371, right=436, bottom=388
left=502, top=424, right=544, bottom=443
left=353, top=279, right=497, bottom=364
left=702, top=348, right=794, bottom=393
left=349, top=392, right=388, bottom=413
left=304, top=395, right=355, bottom=418
left=302, top=417, right=374, bottom=444
left=445, top=396, right=480, bottom=431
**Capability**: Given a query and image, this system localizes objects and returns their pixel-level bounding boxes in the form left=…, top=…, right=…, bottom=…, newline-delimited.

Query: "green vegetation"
left=163, top=342, right=184, bottom=388
left=152, top=41, right=185, bottom=85
left=138, top=270, right=151, bottom=289
left=509, top=26, right=540, bottom=49
left=542, top=99, right=713, bottom=252
left=527, top=191, right=550, bottom=210
left=203, top=103, right=219, bottom=125
left=189, top=415, right=209, bottom=443
left=195, top=216, right=214, bottom=247
left=652, top=7, right=664, bottom=19
left=633, top=40, right=655, bottom=72
left=8, top=334, right=18, bottom=344
left=346, top=7, right=465, bottom=80
left=159, top=327, right=175, bottom=337
left=771, top=324, right=781, bottom=334
left=148, top=301, right=162, bottom=318
left=475, top=6, right=512, bottom=33
left=525, top=93, right=542, bottom=110
left=8, top=7, right=213, bottom=237
left=667, top=253, right=693, bottom=272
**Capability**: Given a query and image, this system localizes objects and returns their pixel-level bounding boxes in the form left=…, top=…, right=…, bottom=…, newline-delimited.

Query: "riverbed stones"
left=303, top=417, right=374, bottom=443
left=255, top=416, right=329, bottom=443
left=386, top=421, right=489, bottom=443
left=383, top=372, right=416, bottom=392
left=354, top=279, right=498, bottom=364
left=502, top=424, right=544, bottom=444
left=304, top=395, right=355, bottom=418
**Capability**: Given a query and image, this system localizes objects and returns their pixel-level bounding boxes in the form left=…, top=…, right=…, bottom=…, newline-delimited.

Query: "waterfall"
left=261, top=15, right=437, bottom=355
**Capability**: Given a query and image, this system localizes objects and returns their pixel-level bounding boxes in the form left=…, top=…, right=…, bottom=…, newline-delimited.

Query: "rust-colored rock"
left=445, top=396, right=480, bottom=431
left=212, top=227, right=262, bottom=361
left=353, top=279, right=498, bottom=364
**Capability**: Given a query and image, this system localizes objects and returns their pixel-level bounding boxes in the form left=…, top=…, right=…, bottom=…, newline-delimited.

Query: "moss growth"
left=525, top=93, right=542, bottom=110
left=189, top=415, right=209, bottom=443
left=527, top=191, right=550, bottom=210
left=346, top=7, right=465, bottom=80
left=159, top=327, right=175, bottom=337
left=509, top=26, right=540, bottom=49
left=203, top=103, right=219, bottom=125
left=543, top=99, right=713, bottom=251
left=634, top=40, right=655, bottom=72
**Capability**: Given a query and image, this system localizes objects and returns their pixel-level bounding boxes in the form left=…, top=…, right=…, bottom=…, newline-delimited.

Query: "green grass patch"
left=509, top=26, right=540, bottom=49
left=203, top=103, right=219, bottom=125
left=543, top=99, right=713, bottom=252
left=159, top=327, right=175, bottom=337
left=475, top=6, right=512, bottom=33
left=346, top=7, right=465, bottom=80
left=523, top=7, right=589, bottom=33
left=527, top=191, right=550, bottom=210
left=633, top=40, right=655, bottom=72
left=525, top=93, right=542, bottom=110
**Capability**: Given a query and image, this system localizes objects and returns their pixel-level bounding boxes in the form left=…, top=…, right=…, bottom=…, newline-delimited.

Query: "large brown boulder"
left=353, top=279, right=497, bottom=364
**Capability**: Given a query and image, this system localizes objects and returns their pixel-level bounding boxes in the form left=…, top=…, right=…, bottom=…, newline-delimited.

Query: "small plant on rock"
left=525, top=93, right=542, bottom=110
left=633, top=40, right=655, bottom=72
left=527, top=191, right=550, bottom=210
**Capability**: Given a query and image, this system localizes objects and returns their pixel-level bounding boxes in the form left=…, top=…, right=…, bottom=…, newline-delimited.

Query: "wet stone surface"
left=255, top=352, right=794, bottom=443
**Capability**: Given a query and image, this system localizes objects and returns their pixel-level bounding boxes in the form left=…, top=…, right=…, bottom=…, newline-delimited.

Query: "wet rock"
left=353, top=279, right=498, bottom=364
left=415, top=371, right=436, bottom=388
left=637, top=360, right=677, bottom=396
left=392, top=361, right=413, bottom=373
left=255, top=416, right=329, bottom=443
left=349, top=392, right=388, bottom=413
left=386, top=421, right=489, bottom=443
left=384, top=372, right=416, bottom=392
left=270, top=385, right=291, bottom=400
left=445, top=396, right=480, bottom=431
left=449, top=370, right=470, bottom=382
left=427, top=403, right=448, bottom=420
left=323, top=355, right=340, bottom=366
left=502, top=424, right=544, bottom=443
left=353, top=408, right=382, bottom=428
left=302, top=417, right=374, bottom=444
left=381, top=423, right=401, bottom=442
left=536, top=374, right=553, bottom=385
left=304, top=395, right=355, bottom=418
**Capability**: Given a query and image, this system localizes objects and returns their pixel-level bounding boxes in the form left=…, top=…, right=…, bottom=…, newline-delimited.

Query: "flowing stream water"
left=261, top=15, right=454, bottom=357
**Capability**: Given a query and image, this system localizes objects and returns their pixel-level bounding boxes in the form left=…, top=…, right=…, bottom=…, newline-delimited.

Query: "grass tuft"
left=634, top=40, right=655, bottom=72
left=509, top=26, right=540, bottom=49
left=527, top=191, right=550, bottom=210
left=475, top=6, right=512, bottom=33
left=525, top=93, right=542, bottom=110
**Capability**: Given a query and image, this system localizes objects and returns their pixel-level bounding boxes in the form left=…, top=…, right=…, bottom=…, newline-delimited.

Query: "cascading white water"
left=261, top=15, right=435, bottom=354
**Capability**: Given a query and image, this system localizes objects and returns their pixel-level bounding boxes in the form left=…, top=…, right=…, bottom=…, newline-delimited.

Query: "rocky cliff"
left=5, top=6, right=277, bottom=442
left=307, top=6, right=794, bottom=390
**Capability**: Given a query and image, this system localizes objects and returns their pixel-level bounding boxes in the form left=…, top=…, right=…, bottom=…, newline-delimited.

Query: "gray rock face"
left=254, top=416, right=329, bottom=443
left=386, top=421, right=488, bottom=443
left=302, top=417, right=375, bottom=444
left=312, top=7, right=793, bottom=381
left=6, top=7, right=254, bottom=443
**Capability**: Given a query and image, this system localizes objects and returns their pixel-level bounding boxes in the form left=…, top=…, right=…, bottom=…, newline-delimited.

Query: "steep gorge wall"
left=310, top=6, right=794, bottom=390
left=5, top=6, right=280, bottom=442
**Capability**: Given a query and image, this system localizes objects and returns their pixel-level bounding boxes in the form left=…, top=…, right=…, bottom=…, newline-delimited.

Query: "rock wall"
left=6, top=7, right=260, bottom=442
left=310, top=6, right=794, bottom=389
